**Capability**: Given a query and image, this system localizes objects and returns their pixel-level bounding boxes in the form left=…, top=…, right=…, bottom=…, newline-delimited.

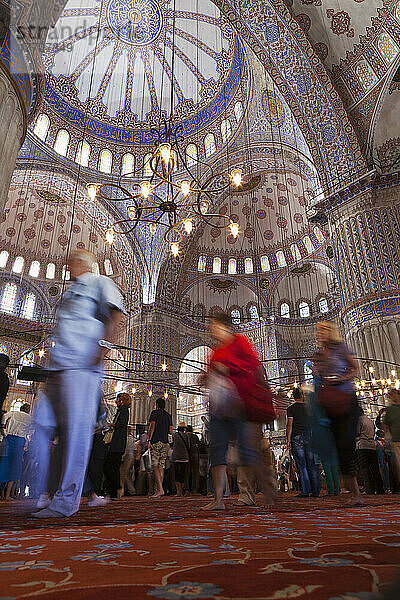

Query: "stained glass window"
left=121, top=153, right=135, bottom=176
left=228, top=258, right=237, bottom=274
left=204, top=133, right=216, bottom=157
left=313, top=227, right=325, bottom=243
left=304, top=362, right=313, bottom=380
left=143, top=153, right=153, bottom=177
left=99, top=149, right=112, bottom=174
left=299, top=301, right=310, bottom=318
left=10, top=399, right=23, bottom=411
left=12, top=256, right=24, bottom=274
left=34, top=114, right=50, bottom=141
left=62, top=265, right=70, bottom=281
left=261, top=256, right=270, bottom=272
left=276, top=251, right=287, bottom=267
left=280, top=302, right=290, bottom=318
left=377, top=31, right=398, bottom=65
left=92, top=262, right=100, bottom=276
left=0, top=343, right=8, bottom=354
left=1, top=283, right=17, bottom=313
left=319, top=297, right=329, bottom=313
left=303, top=236, right=314, bottom=254
left=29, top=261, right=40, bottom=278
left=0, top=251, right=9, bottom=268
left=234, top=101, right=243, bottom=122
left=22, top=293, right=36, bottom=320
left=46, top=263, right=55, bottom=279
left=249, top=304, right=259, bottom=321
left=104, top=259, right=113, bottom=276
left=76, top=140, right=90, bottom=167
left=291, top=244, right=301, bottom=261
left=245, top=257, right=253, bottom=274
left=186, top=144, right=198, bottom=167
left=355, top=61, right=377, bottom=91
left=213, top=257, right=221, bottom=274
left=231, top=308, right=241, bottom=324
left=221, top=119, right=232, bottom=143
left=198, top=256, right=206, bottom=272
left=54, top=129, right=70, bottom=156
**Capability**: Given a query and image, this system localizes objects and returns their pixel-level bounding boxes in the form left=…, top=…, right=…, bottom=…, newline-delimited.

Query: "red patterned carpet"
left=0, top=494, right=400, bottom=600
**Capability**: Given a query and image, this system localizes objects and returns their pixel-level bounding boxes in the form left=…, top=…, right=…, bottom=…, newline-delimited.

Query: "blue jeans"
left=291, top=434, right=321, bottom=496
left=209, top=416, right=260, bottom=468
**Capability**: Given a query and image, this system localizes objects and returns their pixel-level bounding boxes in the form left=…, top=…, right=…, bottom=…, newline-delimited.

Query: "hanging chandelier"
left=87, top=120, right=242, bottom=256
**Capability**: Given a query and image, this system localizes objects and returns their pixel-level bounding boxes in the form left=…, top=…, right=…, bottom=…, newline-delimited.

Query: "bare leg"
left=152, top=466, right=165, bottom=497
left=5, top=481, right=14, bottom=500
left=201, top=465, right=226, bottom=510
left=344, top=475, right=363, bottom=505
left=176, top=482, right=183, bottom=497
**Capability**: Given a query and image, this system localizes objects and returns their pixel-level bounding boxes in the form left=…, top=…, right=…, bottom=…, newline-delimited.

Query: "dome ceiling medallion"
left=44, top=0, right=245, bottom=143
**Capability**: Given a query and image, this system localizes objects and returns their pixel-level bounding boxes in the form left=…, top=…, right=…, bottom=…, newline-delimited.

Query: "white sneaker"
left=88, top=495, right=110, bottom=508
left=36, top=494, right=51, bottom=510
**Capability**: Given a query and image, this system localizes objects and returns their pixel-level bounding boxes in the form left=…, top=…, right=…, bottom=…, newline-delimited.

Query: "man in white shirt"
left=0, top=404, right=31, bottom=499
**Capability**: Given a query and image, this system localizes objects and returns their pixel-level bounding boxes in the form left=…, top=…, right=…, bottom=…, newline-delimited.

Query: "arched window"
left=46, top=263, right=55, bottom=279
left=221, top=119, right=232, bottom=143
left=34, top=114, right=50, bottom=141
left=186, top=144, right=198, bottom=168
left=76, top=140, right=90, bottom=167
left=291, top=244, right=301, bottom=261
left=249, top=304, right=259, bottom=321
left=260, top=255, right=270, bottom=272
left=104, top=259, right=113, bottom=276
left=299, top=301, right=310, bottom=318
left=22, top=293, right=36, bottom=320
left=245, top=257, right=253, bottom=274
left=62, top=265, right=70, bottom=281
left=276, top=250, right=287, bottom=268
left=10, top=398, right=23, bottom=411
left=92, top=262, right=100, bottom=276
left=319, top=297, right=329, bottom=314
left=212, top=257, right=221, bottom=274
left=17, top=351, right=34, bottom=386
left=280, top=302, right=290, bottom=319
left=197, top=256, right=206, bottom=272
left=54, top=129, right=70, bottom=156
left=12, top=256, right=24, bottom=274
left=29, top=261, right=40, bottom=278
left=204, top=133, right=216, bottom=157
left=0, top=250, right=9, bottom=268
left=228, top=258, right=237, bottom=274
left=143, top=153, right=153, bottom=177
left=313, top=227, right=325, bottom=243
left=234, top=101, right=243, bottom=122
left=99, top=149, right=112, bottom=173
left=303, top=236, right=314, bottom=254
left=304, top=362, right=313, bottom=380
left=1, top=283, right=17, bottom=313
left=231, top=308, right=241, bottom=324
left=121, top=153, right=135, bottom=176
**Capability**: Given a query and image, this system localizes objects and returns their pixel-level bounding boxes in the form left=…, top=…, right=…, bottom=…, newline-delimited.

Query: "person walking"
left=172, top=422, right=190, bottom=496
left=148, top=398, right=173, bottom=498
left=32, top=249, right=125, bottom=518
left=313, top=321, right=363, bottom=506
left=103, top=392, right=131, bottom=499
left=384, top=389, right=400, bottom=482
left=119, top=425, right=136, bottom=497
left=185, top=425, right=200, bottom=494
left=356, top=408, right=384, bottom=494
left=0, top=403, right=31, bottom=500
left=286, top=388, right=321, bottom=498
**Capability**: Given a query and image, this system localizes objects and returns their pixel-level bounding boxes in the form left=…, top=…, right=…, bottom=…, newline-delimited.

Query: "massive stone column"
left=323, top=174, right=400, bottom=377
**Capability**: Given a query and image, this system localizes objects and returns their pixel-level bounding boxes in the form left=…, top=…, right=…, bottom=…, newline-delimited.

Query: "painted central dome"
left=42, top=0, right=244, bottom=144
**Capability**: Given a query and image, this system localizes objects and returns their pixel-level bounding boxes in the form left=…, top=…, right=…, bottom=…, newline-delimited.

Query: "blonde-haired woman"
left=313, top=321, right=363, bottom=505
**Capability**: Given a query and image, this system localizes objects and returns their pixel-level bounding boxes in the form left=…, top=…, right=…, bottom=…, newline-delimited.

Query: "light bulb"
left=170, top=242, right=179, bottom=257
left=161, top=362, right=167, bottom=372
left=128, top=206, right=136, bottom=220
left=368, top=366, right=374, bottom=373
left=148, top=389, right=152, bottom=397
left=149, top=223, right=157, bottom=235
left=184, top=219, right=193, bottom=234
left=159, top=142, right=171, bottom=164
left=199, top=200, right=209, bottom=215
left=140, top=181, right=152, bottom=199
left=229, top=221, right=239, bottom=238
left=391, top=369, right=396, bottom=377
left=395, top=379, right=400, bottom=390
left=164, top=391, right=168, bottom=399
left=87, top=184, right=97, bottom=201
left=38, top=348, right=45, bottom=359
left=231, top=168, right=242, bottom=187
left=180, top=180, right=191, bottom=197
left=372, top=378, right=376, bottom=385
left=293, top=382, right=298, bottom=388
left=387, top=378, right=392, bottom=385
left=106, top=228, right=114, bottom=245
left=132, top=387, right=136, bottom=395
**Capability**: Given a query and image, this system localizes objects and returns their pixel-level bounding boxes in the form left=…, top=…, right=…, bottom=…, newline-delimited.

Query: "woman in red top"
left=202, top=310, right=275, bottom=510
